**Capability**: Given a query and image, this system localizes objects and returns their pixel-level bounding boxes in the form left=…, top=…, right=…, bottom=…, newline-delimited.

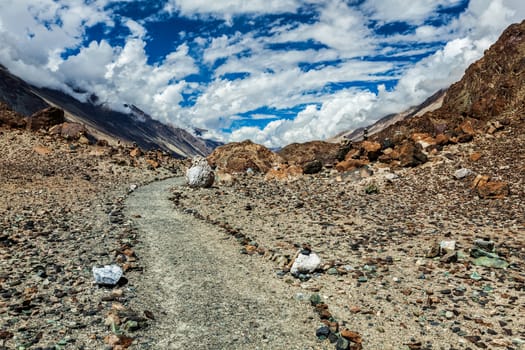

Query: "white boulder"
left=290, top=250, right=322, bottom=275
left=186, top=156, right=214, bottom=188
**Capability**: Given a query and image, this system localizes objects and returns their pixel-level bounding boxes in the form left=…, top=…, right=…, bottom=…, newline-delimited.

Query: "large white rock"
left=186, top=156, right=214, bottom=188
left=290, top=251, right=322, bottom=275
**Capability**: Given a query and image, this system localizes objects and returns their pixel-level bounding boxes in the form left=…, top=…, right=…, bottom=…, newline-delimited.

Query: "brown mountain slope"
left=374, top=19, right=525, bottom=143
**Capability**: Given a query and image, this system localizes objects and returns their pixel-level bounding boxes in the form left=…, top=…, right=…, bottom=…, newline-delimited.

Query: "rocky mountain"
left=329, top=89, right=446, bottom=142
left=0, top=65, right=220, bottom=158
left=373, top=19, right=525, bottom=144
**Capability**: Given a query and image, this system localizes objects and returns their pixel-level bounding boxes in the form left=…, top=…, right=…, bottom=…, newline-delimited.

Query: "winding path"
left=124, top=177, right=325, bottom=350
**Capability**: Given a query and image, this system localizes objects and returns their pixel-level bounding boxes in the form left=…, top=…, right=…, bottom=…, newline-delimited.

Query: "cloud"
left=362, top=0, right=466, bottom=24
left=164, top=0, right=301, bottom=19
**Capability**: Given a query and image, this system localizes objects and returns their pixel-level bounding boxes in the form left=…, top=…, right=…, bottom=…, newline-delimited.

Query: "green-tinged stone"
left=457, top=251, right=468, bottom=260
left=327, top=267, right=338, bottom=275
left=336, top=336, right=350, bottom=350
left=310, top=293, right=322, bottom=306
left=124, top=320, right=140, bottom=332
left=470, top=272, right=482, bottom=280
left=470, top=248, right=500, bottom=259
left=472, top=256, right=508, bottom=269
left=358, top=276, right=368, bottom=283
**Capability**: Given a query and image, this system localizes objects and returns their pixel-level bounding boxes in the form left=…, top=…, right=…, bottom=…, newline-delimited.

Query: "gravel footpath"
left=125, top=177, right=327, bottom=350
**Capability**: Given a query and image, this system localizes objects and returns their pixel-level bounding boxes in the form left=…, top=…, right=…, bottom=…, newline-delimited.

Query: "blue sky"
left=0, top=1, right=524, bottom=147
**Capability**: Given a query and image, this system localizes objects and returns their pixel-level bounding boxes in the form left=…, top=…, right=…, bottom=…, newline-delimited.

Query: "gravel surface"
left=125, top=177, right=328, bottom=350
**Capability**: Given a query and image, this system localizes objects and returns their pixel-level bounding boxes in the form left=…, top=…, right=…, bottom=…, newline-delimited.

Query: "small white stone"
left=454, top=168, right=472, bottom=179
left=92, top=265, right=123, bottom=285
left=440, top=240, right=456, bottom=254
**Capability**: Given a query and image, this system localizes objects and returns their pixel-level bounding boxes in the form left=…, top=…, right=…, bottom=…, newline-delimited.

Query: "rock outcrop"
left=0, top=101, right=25, bottom=128
left=278, top=141, right=341, bottom=169
left=207, top=140, right=283, bottom=174
left=25, top=107, right=65, bottom=131
left=49, top=122, right=88, bottom=140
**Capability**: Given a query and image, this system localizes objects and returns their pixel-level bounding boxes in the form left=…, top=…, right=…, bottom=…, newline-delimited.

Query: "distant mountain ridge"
left=329, top=89, right=446, bottom=143
left=0, top=65, right=221, bottom=158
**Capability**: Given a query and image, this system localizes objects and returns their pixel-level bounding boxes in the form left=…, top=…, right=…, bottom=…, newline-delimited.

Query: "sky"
left=0, top=1, right=524, bottom=147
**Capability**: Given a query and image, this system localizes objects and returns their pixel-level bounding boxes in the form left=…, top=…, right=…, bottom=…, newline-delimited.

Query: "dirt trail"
left=124, top=177, right=326, bottom=350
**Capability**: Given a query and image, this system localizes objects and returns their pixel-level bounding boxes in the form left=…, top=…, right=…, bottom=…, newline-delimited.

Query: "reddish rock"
left=335, top=159, right=369, bottom=172
left=459, top=120, right=476, bottom=135
left=343, top=148, right=361, bottom=161
left=435, top=133, right=450, bottom=145
left=360, top=140, right=382, bottom=161
left=0, top=102, right=25, bottom=128
left=146, top=159, right=160, bottom=169
left=411, top=133, right=436, bottom=149
left=265, top=165, right=303, bottom=181
left=477, top=181, right=510, bottom=199
left=208, top=140, right=283, bottom=173
left=471, top=175, right=490, bottom=189
left=278, top=141, right=340, bottom=167
left=33, top=146, right=52, bottom=155
left=130, top=147, right=142, bottom=158
left=398, top=141, right=427, bottom=167
left=61, top=122, right=86, bottom=139
left=470, top=152, right=482, bottom=162
left=340, top=329, right=363, bottom=344
left=50, top=122, right=87, bottom=139
left=26, top=107, right=64, bottom=131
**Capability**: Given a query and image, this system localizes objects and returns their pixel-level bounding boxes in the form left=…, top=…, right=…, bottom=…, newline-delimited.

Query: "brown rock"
left=130, top=147, right=142, bottom=158
left=335, top=159, right=369, bottom=172
left=278, top=141, right=340, bottom=167
left=343, top=148, right=361, bottom=161
left=61, top=122, right=86, bottom=139
left=340, top=329, right=362, bottom=344
left=477, top=181, right=510, bottom=199
left=208, top=140, right=283, bottom=173
left=265, top=165, right=303, bottom=181
left=26, top=107, right=64, bottom=131
left=146, top=159, right=160, bottom=169
left=457, top=133, right=473, bottom=143
left=0, top=102, right=25, bottom=128
left=470, top=152, right=482, bottom=162
left=435, top=133, right=450, bottom=145
left=411, top=133, right=436, bottom=149
left=360, top=140, right=382, bottom=161
left=302, top=160, right=323, bottom=174
left=471, top=175, right=490, bottom=189
left=33, top=146, right=52, bottom=155
left=460, top=120, right=476, bottom=135
left=398, top=141, right=427, bottom=167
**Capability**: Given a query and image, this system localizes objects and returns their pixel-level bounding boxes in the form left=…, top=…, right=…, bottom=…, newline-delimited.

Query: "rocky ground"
left=0, top=126, right=181, bottom=349
left=171, top=124, right=525, bottom=349
left=1, top=121, right=524, bottom=350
